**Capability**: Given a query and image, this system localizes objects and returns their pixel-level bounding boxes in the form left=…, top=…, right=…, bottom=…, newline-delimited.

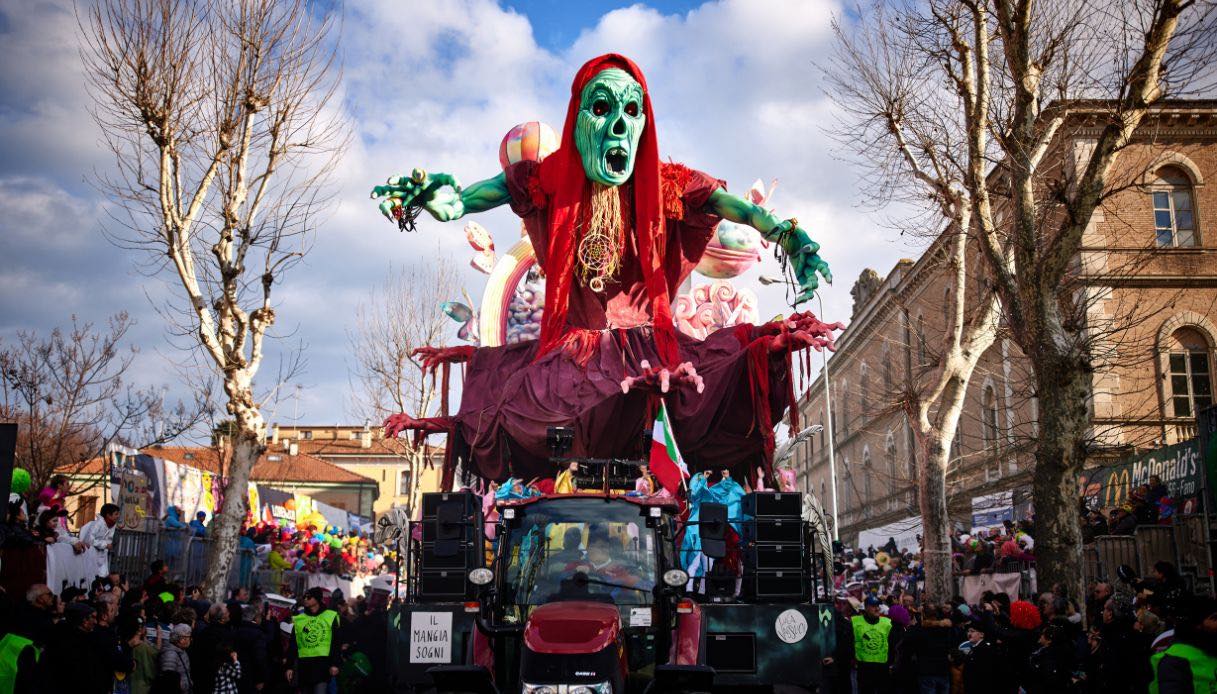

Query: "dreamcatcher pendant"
left=577, top=224, right=620, bottom=293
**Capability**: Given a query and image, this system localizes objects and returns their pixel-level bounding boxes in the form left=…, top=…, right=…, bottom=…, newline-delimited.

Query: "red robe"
left=445, top=54, right=792, bottom=484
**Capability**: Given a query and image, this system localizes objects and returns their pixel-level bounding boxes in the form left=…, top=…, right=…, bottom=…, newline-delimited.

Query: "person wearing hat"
left=852, top=595, right=894, bottom=694
left=158, top=623, right=194, bottom=693
left=960, top=618, right=1004, bottom=694
left=286, top=587, right=341, bottom=693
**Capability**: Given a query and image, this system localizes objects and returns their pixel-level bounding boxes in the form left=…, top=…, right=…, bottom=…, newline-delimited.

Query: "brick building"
left=788, top=102, right=1217, bottom=546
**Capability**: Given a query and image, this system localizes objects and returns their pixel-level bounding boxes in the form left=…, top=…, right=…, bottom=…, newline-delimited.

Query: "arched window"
left=860, top=364, right=871, bottom=422
left=1152, top=166, right=1197, bottom=247
left=883, top=344, right=893, bottom=395
left=1168, top=327, right=1213, bottom=417
left=943, top=287, right=952, bottom=333
left=842, top=460, right=852, bottom=513
left=982, top=384, right=999, bottom=450
left=916, top=315, right=927, bottom=366
left=862, top=449, right=873, bottom=514
left=840, top=379, right=850, bottom=436
left=885, top=432, right=898, bottom=485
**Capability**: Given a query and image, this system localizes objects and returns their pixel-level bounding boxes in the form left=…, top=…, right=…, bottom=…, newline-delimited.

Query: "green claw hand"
left=369, top=170, right=466, bottom=223
left=771, top=220, right=832, bottom=305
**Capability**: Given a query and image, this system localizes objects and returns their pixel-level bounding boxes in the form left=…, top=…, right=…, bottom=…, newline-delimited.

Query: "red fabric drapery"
left=535, top=54, right=679, bottom=368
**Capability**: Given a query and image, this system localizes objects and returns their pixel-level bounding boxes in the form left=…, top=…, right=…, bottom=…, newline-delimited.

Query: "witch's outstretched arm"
left=371, top=170, right=510, bottom=223
left=706, top=188, right=832, bottom=305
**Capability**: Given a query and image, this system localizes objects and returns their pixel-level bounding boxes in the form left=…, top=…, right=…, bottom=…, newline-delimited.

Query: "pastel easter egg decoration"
left=499, top=121, right=559, bottom=170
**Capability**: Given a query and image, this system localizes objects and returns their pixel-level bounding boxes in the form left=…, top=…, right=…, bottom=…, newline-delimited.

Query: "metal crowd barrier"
left=111, top=527, right=256, bottom=591
left=1084, top=517, right=1209, bottom=591
left=1136, top=525, right=1177, bottom=572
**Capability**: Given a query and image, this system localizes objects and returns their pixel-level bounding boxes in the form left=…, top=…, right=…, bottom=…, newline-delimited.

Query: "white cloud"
left=1, top=0, right=915, bottom=426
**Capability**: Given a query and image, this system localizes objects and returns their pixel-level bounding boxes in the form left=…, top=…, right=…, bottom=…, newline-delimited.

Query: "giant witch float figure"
left=370, top=54, right=839, bottom=488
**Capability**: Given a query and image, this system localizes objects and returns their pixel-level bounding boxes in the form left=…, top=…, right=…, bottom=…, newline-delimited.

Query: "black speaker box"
left=421, top=491, right=479, bottom=519
left=420, top=519, right=479, bottom=543
left=705, top=632, right=757, bottom=673
left=743, top=492, right=801, bottom=518
left=418, top=570, right=468, bottom=600
left=420, top=542, right=475, bottom=570
left=744, top=543, right=803, bottom=571
left=747, top=570, right=806, bottom=599
left=747, top=518, right=803, bottom=545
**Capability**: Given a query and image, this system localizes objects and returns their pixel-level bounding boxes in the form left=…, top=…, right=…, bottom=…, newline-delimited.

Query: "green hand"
left=370, top=170, right=465, bottom=223
left=770, top=220, right=832, bottom=304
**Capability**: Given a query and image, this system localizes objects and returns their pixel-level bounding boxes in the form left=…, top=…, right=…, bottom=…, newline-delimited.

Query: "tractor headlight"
left=663, top=568, right=689, bottom=588
left=521, top=685, right=556, bottom=694
left=570, top=683, right=612, bottom=694
left=468, top=567, right=494, bottom=586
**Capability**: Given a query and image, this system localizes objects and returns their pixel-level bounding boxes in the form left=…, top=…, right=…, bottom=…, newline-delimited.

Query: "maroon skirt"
left=451, top=324, right=791, bottom=483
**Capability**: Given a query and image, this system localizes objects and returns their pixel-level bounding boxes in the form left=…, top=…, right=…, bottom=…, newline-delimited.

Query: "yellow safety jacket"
left=851, top=615, right=892, bottom=664
left=293, top=609, right=339, bottom=659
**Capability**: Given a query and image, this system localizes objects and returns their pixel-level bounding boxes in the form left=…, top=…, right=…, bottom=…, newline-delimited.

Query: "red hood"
left=524, top=601, right=621, bottom=655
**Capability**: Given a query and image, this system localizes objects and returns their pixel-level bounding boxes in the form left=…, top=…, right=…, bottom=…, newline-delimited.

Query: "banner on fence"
left=258, top=485, right=295, bottom=526
left=1079, top=440, right=1205, bottom=514
left=857, top=516, right=922, bottom=553
left=117, top=467, right=151, bottom=530
left=959, top=571, right=1023, bottom=604
left=971, top=491, right=1014, bottom=533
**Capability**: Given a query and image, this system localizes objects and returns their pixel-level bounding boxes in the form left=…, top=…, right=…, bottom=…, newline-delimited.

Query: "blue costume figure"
left=681, top=470, right=745, bottom=591
left=708, top=471, right=745, bottom=534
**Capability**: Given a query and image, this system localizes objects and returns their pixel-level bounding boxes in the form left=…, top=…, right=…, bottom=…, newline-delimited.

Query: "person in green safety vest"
left=0, top=631, right=39, bottom=694
left=1150, top=595, right=1217, bottom=694
left=287, top=587, right=341, bottom=694
left=852, top=596, right=894, bottom=694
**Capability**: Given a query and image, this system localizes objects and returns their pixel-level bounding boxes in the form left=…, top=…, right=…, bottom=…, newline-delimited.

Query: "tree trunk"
left=919, top=433, right=954, bottom=603
left=1031, top=349, right=1090, bottom=603
left=201, top=384, right=265, bottom=602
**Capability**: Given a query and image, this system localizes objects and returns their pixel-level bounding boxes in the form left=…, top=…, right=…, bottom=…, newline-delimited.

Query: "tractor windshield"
left=500, top=498, right=658, bottom=607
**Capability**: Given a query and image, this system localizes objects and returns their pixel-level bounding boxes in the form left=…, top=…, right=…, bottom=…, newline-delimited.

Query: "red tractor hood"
left=523, top=601, right=621, bottom=655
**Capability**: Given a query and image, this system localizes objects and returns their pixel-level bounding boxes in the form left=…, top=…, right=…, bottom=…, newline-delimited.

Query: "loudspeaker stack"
left=741, top=492, right=806, bottom=600
left=416, top=491, right=483, bottom=601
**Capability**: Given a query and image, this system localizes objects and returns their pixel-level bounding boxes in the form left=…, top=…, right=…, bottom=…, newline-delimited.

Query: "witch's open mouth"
left=605, top=147, right=628, bottom=175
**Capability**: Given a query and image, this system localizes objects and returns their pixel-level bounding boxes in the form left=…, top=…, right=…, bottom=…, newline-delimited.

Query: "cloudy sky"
left=0, top=0, right=919, bottom=432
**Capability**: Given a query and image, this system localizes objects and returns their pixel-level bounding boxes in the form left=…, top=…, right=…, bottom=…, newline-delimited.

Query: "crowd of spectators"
left=1083, top=475, right=1179, bottom=541
left=825, top=562, right=1217, bottom=693
left=0, top=566, right=394, bottom=693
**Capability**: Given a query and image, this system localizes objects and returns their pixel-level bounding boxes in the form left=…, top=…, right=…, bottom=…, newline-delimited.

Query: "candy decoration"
left=498, top=121, right=559, bottom=170
left=464, top=221, right=494, bottom=252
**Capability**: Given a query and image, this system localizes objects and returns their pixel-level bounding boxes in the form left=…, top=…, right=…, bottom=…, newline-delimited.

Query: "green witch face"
left=574, top=68, right=646, bottom=186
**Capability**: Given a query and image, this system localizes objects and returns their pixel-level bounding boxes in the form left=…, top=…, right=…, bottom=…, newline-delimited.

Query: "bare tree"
left=825, top=3, right=1002, bottom=602
left=347, top=259, right=461, bottom=516
left=831, top=0, right=1214, bottom=600
left=0, top=313, right=208, bottom=493
left=82, top=0, right=347, bottom=601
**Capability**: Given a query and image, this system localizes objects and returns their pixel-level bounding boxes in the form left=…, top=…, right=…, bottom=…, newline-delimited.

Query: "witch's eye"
left=625, top=102, right=639, bottom=117
left=592, top=100, right=609, bottom=116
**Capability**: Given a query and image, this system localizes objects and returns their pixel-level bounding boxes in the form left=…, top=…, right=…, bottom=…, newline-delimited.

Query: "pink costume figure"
left=635, top=464, right=656, bottom=496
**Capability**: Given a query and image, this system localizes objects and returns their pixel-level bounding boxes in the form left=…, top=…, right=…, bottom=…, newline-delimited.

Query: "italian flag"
left=650, top=401, right=690, bottom=495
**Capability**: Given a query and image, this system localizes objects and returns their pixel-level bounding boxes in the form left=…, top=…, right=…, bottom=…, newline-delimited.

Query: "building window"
left=883, top=347, right=893, bottom=395
left=916, top=315, right=927, bottom=366
left=1168, top=327, right=1213, bottom=418
left=885, top=433, right=897, bottom=488
left=1152, top=166, right=1197, bottom=247
left=302, top=431, right=313, bottom=440
left=982, top=384, right=999, bottom=450
left=860, top=364, right=870, bottom=422
left=862, top=450, right=873, bottom=514
left=943, top=288, right=952, bottom=333
left=398, top=469, right=412, bottom=496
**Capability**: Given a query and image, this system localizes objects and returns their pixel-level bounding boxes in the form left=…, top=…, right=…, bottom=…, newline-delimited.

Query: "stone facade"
left=788, top=103, right=1217, bottom=546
